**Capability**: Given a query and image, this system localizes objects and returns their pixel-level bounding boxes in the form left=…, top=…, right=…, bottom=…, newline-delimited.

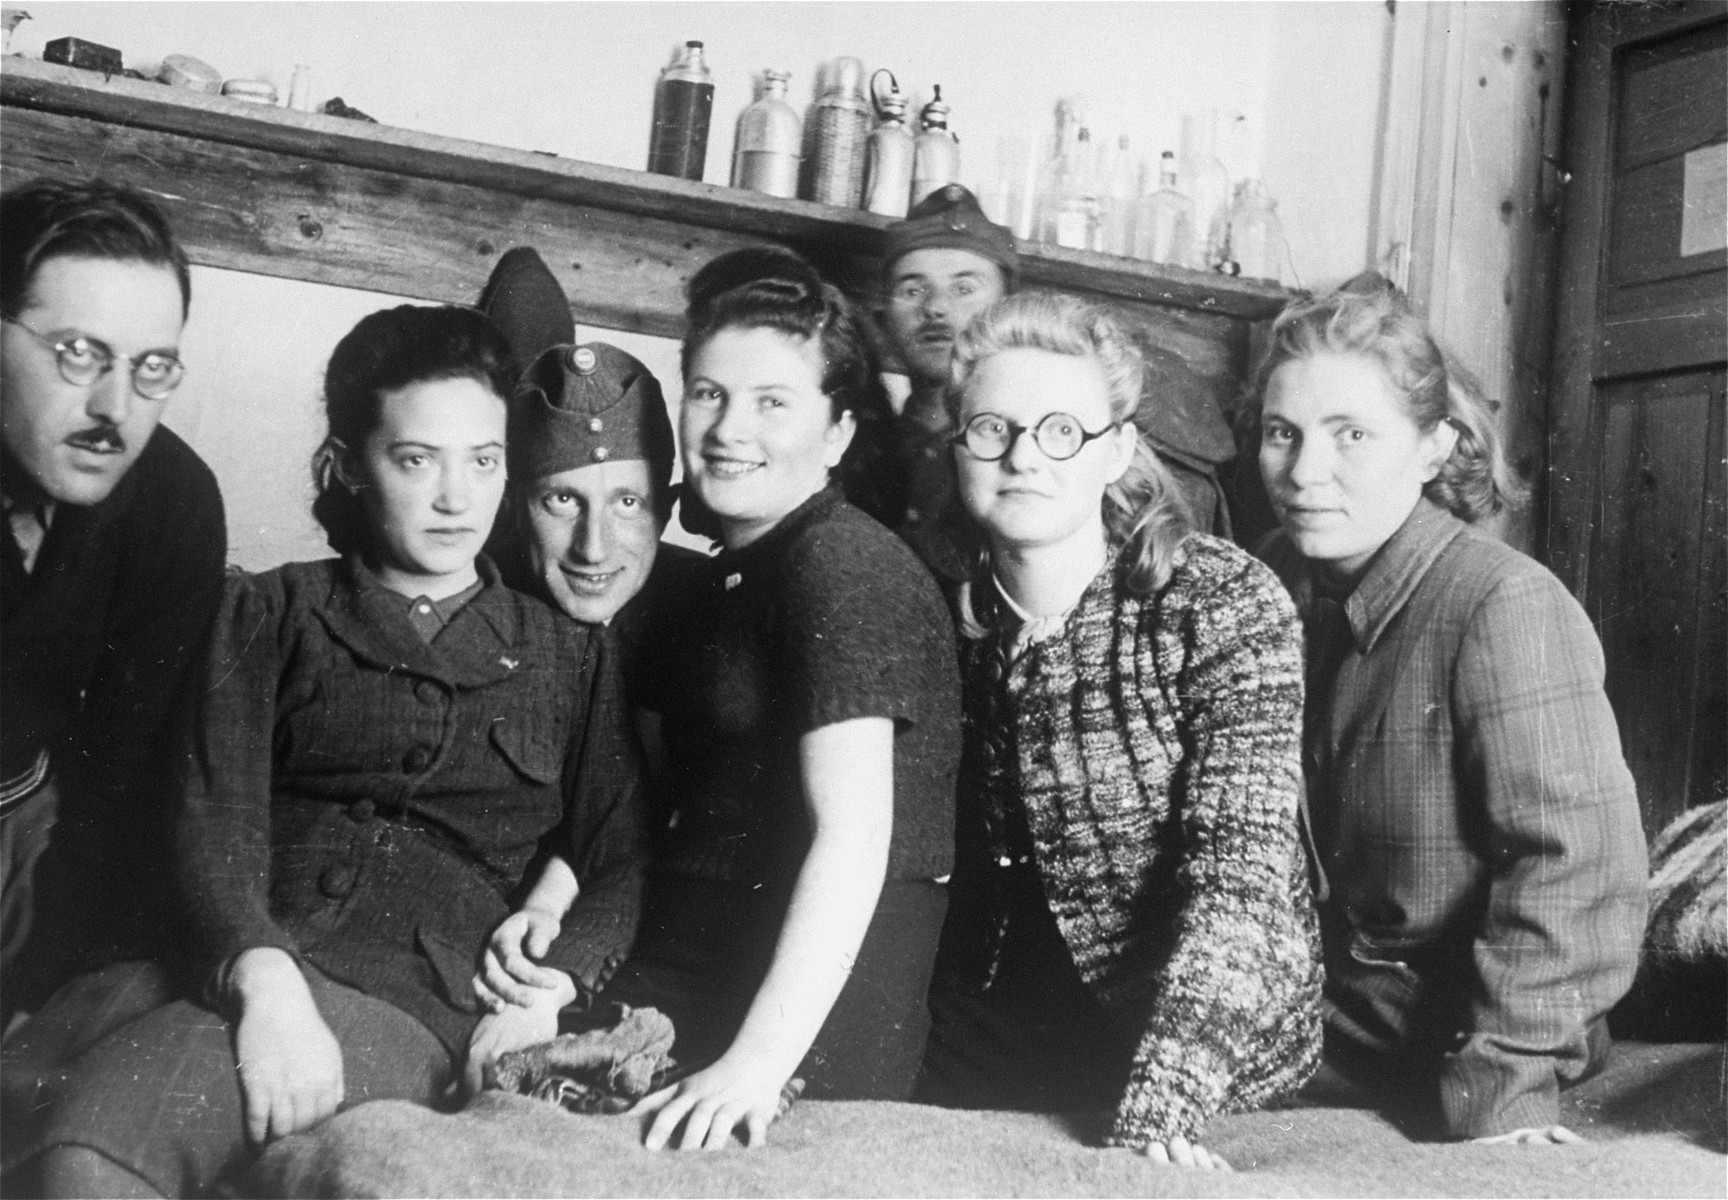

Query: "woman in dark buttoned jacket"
left=1251, top=278, right=1647, bottom=1144
left=16, top=305, right=645, bottom=1198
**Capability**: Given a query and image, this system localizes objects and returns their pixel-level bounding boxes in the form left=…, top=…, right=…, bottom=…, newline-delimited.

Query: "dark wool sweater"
left=1, top=426, right=225, bottom=1011
left=944, top=534, right=1323, bottom=1146
left=641, top=486, right=961, bottom=886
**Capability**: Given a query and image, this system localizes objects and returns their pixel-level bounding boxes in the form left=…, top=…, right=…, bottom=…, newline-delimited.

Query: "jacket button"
left=348, top=798, right=375, bottom=823
left=318, top=863, right=355, bottom=899
left=402, top=745, right=435, bottom=773
left=414, top=680, right=442, bottom=705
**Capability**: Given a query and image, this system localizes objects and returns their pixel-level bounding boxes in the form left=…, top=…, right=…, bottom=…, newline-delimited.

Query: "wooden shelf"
left=1, top=55, right=1291, bottom=457
left=1, top=58, right=1289, bottom=321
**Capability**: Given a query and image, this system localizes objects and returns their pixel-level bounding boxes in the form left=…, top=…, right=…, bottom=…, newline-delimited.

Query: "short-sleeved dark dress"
left=607, top=485, right=962, bottom=1098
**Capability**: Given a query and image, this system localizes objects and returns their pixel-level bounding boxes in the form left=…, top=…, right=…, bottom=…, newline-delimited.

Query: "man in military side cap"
left=479, top=249, right=692, bottom=680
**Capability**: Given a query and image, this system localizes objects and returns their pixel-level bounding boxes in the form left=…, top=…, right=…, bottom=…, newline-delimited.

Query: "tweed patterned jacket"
left=950, top=534, right=1323, bottom=1147
left=1257, top=500, right=1648, bottom=1138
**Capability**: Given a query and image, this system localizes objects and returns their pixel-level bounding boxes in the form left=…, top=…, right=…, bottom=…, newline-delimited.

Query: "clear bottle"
left=1133, top=150, right=1196, bottom=267
left=647, top=41, right=715, bottom=181
left=804, top=56, right=873, bottom=208
left=731, top=69, right=801, bottom=198
left=910, top=85, right=961, bottom=208
left=863, top=70, right=915, bottom=217
left=1224, top=177, right=1288, bottom=283
left=1035, top=98, right=1100, bottom=249
left=1099, top=134, right=1139, bottom=257
left=1178, top=108, right=1231, bottom=270
left=1052, top=127, right=1101, bottom=250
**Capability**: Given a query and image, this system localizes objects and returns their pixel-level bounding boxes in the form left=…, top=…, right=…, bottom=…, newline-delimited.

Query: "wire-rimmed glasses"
left=2, top=317, right=186, bottom=400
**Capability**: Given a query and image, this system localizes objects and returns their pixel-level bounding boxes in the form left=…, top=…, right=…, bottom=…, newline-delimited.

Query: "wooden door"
left=1547, top=1, right=1726, bottom=837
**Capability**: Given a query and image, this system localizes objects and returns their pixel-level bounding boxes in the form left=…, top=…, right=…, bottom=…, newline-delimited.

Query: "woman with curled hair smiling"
left=916, top=290, right=1323, bottom=1170
left=1250, top=277, right=1646, bottom=1144
left=560, top=246, right=964, bottom=1151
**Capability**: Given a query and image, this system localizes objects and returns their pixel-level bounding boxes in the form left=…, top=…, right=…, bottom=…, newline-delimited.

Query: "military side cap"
left=883, top=184, right=1018, bottom=284
left=479, top=246, right=576, bottom=372
left=510, top=342, right=674, bottom=488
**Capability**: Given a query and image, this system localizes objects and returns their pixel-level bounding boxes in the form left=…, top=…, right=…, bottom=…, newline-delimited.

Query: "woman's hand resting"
left=472, top=906, right=569, bottom=1011
left=1138, top=1136, right=1232, bottom=1171
left=1473, top=1125, right=1585, bottom=1146
left=632, top=1054, right=792, bottom=1151
left=462, top=969, right=577, bottom=1096
left=228, top=947, right=345, bottom=1145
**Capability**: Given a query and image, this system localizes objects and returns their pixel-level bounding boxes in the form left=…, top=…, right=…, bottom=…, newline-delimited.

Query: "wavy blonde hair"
left=1248, top=278, right=1527, bottom=522
left=946, top=290, right=1191, bottom=596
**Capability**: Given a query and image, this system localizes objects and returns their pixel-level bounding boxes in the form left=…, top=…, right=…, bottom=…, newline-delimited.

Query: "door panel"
left=1592, top=373, right=1725, bottom=834
left=1548, top=1, right=1727, bottom=835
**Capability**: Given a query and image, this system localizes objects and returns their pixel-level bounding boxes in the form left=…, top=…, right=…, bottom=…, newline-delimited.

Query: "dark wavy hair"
left=678, top=246, right=899, bottom=536
left=1, top=177, right=191, bottom=319
left=1247, top=276, right=1526, bottom=523
left=310, top=305, right=517, bottom=555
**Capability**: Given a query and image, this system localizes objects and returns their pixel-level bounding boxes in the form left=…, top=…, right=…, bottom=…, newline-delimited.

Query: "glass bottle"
left=1100, top=134, right=1139, bottom=258
left=1225, top=177, right=1288, bottom=283
left=1033, top=96, right=1080, bottom=245
left=1036, top=99, right=1099, bottom=250
left=1178, top=109, right=1231, bottom=270
left=1133, top=150, right=1196, bottom=267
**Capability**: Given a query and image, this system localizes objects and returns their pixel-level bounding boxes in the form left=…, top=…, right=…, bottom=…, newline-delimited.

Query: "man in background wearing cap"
left=877, top=186, right=1238, bottom=585
left=878, top=184, right=1014, bottom=584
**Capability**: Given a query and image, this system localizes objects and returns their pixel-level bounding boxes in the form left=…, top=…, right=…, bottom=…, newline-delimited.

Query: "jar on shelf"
left=1224, top=177, right=1288, bottom=283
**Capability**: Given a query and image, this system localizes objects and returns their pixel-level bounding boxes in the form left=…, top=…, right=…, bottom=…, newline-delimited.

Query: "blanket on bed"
left=247, top=1041, right=1724, bottom=1198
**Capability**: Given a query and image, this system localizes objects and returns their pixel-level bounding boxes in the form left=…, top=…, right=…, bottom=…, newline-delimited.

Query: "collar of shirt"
left=2, top=489, right=55, bottom=576
left=901, top=383, right=953, bottom=436
left=1343, top=498, right=1469, bottom=654
left=990, top=543, right=1116, bottom=664
left=404, top=577, right=485, bottom=642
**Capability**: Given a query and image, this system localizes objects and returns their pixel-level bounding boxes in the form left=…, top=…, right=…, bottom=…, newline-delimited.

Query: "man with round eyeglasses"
left=0, top=177, right=226, bottom=1029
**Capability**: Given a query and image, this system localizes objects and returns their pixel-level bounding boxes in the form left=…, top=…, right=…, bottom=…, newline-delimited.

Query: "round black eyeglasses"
left=3, top=317, right=186, bottom=400
left=953, top=411, right=1119, bottom=462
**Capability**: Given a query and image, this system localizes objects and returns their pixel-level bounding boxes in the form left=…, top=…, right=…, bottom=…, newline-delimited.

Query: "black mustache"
left=67, top=426, right=125, bottom=453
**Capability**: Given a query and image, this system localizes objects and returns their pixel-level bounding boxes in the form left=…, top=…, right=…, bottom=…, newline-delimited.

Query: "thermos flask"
left=731, top=68, right=802, bottom=198
left=648, top=40, right=714, bottom=180
left=911, top=85, right=961, bottom=208
left=803, top=56, right=872, bottom=208
left=863, top=69, right=915, bottom=218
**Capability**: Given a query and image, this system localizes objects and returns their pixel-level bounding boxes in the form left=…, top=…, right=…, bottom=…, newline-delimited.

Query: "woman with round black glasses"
left=915, top=291, right=1322, bottom=1171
